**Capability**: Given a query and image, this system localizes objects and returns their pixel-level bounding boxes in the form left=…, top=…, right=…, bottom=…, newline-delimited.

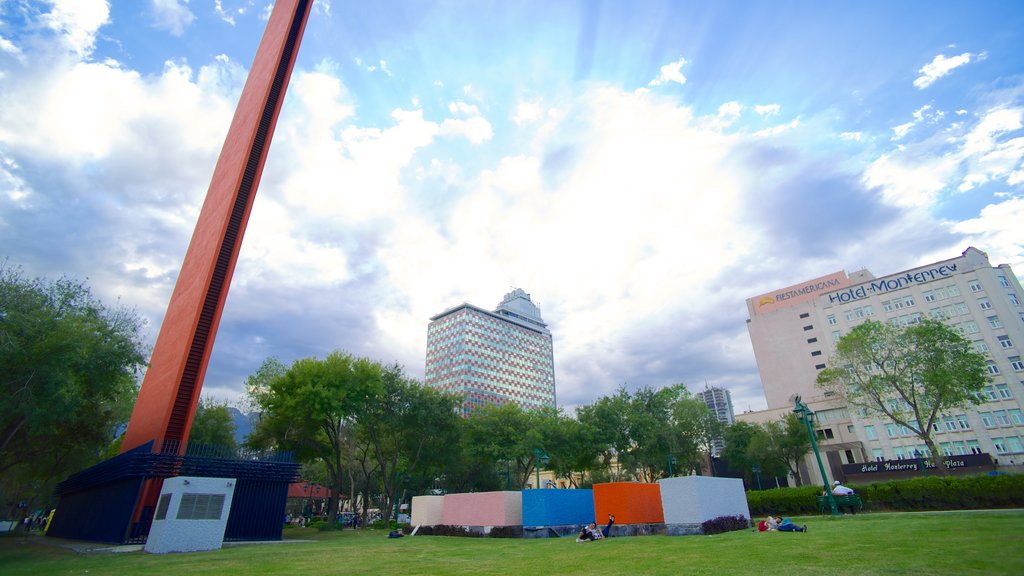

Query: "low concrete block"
left=410, top=495, right=445, bottom=526
left=659, top=476, right=750, bottom=526
left=522, top=489, right=594, bottom=526
left=144, top=476, right=236, bottom=554
left=442, top=491, right=522, bottom=527
left=593, top=482, right=664, bottom=524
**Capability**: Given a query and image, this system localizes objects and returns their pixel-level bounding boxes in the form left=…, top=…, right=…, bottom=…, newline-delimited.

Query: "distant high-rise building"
left=425, top=288, right=556, bottom=416
left=698, top=385, right=734, bottom=456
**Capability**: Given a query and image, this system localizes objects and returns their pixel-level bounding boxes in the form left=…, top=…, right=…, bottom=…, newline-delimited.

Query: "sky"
left=1, top=1, right=1023, bottom=415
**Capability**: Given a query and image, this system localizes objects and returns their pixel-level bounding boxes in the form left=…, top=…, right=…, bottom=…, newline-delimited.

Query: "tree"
left=188, top=396, right=238, bottom=452
left=671, top=393, right=723, bottom=476
left=356, top=364, right=463, bottom=523
left=721, top=421, right=760, bottom=483
left=463, top=403, right=545, bottom=489
left=246, top=352, right=381, bottom=525
left=817, top=319, right=988, bottom=473
left=0, top=265, right=146, bottom=515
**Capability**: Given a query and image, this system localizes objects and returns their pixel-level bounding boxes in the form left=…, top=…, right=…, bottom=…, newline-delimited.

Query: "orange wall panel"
left=593, top=482, right=664, bottom=524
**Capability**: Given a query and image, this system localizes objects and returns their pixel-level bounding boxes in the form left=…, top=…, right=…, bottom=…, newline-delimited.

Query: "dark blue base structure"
left=47, top=441, right=298, bottom=544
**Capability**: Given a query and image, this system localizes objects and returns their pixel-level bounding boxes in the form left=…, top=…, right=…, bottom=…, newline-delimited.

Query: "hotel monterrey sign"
left=752, top=262, right=960, bottom=315
left=826, top=264, right=958, bottom=305
left=841, top=453, right=993, bottom=476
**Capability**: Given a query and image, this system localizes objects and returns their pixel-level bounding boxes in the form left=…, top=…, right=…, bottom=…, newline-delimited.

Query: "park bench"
left=816, top=494, right=863, bottom=514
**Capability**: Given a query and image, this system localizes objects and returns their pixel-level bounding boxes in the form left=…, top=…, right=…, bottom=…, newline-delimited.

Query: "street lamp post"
left=752, top=464, right=762, bottom=490
left=534, top=448, right=550, bottom=489
left=667, top=454, right=677, bottom=477
left=793, top=395, right=840, bottom=516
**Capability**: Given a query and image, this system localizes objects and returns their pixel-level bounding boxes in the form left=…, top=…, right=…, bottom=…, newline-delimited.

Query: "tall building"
left=698, top=385, right=735, bottom=456
left=425, top=288, right=556, bottom=416
left=741, top=247, right=1024, bottom=484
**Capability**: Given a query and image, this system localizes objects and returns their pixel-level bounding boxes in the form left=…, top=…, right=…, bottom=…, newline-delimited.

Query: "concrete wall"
left=410, top=495, right=445, bottom=526
left=659, top=476, right=750, bottom=525
left=593, top=482, right=663, bottom=524
left=442, top=491, right=522, bottom=527
left=144, top=476, right=235, bottom=554
left=522, top=489, right=594, bottom=526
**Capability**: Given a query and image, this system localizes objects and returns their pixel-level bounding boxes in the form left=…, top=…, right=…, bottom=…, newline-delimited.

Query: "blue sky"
left=1, top=0, right=1022, bottom=414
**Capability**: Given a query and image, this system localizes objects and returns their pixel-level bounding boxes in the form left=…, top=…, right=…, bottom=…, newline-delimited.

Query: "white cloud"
left=41, top=0, right=110, bottom=57
left=0, top=35, right=21, bottom=55
left=753, top=118, right=800, bottom=137
left=913, top=52, right=972, bottom=89
left=214, top=0, right=236, bottom=25
left=862, top=151, right=959, bottom=208
left=513, top=100, right=542, bottom=125
left=649, top=56, right=687, bottom=86
left=150, top=0, right=195, bottom=36
left=840, top=131, right=863, bottom=141
left=951, top=197, right=1024, bottom=272
left=891, top=122, right=914, bottom=140
left=754, top=104, right=781, bottom=116
left=718, top=101, right=742, bottom=118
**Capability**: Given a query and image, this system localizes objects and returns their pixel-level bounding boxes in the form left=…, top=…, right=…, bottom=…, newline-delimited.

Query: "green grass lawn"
left=2, top=511, right=1022, bottom=576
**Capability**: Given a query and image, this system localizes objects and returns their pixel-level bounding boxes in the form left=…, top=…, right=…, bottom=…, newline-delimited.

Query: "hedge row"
left=745, top=473, right=1024, bottom=516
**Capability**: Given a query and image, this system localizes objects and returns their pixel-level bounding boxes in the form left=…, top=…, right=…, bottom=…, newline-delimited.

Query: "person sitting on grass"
left=576, top=514, right=615, bottom=542
left=775, top=516, right=807, bottom=532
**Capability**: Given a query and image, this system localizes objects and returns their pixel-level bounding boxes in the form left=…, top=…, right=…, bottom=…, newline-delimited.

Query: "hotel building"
left=698, top=385, right=735, bottom=456
left=740, top=247, right=1024, bottom=484
left=425, top=288, right=556, bottom=416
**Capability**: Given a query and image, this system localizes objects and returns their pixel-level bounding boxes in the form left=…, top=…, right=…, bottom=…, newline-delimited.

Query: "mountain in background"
left=226, top=406, right=255, bottom=446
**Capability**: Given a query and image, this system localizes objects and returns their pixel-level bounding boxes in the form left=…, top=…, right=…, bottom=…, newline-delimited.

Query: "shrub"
left=746, top=473, right=1024, bottom=516
left=488, top=526, right=518, bottom=538
left=701, top=515, right=749, bottom=535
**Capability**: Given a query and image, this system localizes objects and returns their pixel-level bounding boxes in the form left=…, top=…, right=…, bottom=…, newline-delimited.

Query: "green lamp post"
left=793, top=395, right=840, bottom=516
left=667, top=454, right=677, bottom=477
left=534, top=448, right=550, bottom=489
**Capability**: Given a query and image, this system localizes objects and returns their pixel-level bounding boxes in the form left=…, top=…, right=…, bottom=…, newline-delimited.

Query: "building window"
left=954, top=441, right=968, bottom=455
left=978, top=298, right=992, bottom=310
left=832, top=330, right=842, bottom=342
left=994, top=411, right=1010, bottom=426
left=947, top=285, right=960, bottom=297
left=929, top=307, right=943, bottom=320
left=893, top=447, right=905, bottom=460
left=845, top=310, right=855, bottom=322
left=872, top=448, right=884, bottom=460
left=827, top=314, right=837, bottom=325
left=956, top=414, right=970, bottom=430
left=863, top=305, right=874, bottom=316
left=967, top=440, right=982, bottom=454
left=803, top=325, right=813, bottom=331
left=987, top=316, right=1003, bottom=329
left=973, top=341, right=989, bottom=354
left=998, top=275, right=1010, bottom=288
left=969, top=280, right=983, bottom=292
left=1010, top=293, right=1021, bottom=306
left=799, top=312, right=810, bottom=319
left=807, top=337, right=818, bottom=343
left=992, top=438, right=1008, bottom=454
left=980, top=412, right=994, bottom=427
left=943, top=416, right=957, bottom=431
left=999, top=335, right=1014, bottom=349
left=885, top=423, right=897, bottom=438
left=1009, top=409, right=1024, bottom=425
left=865, top=425, right=877, bottom=440
left=814, top=363, right=826, bottom=370
left=155, top=494, right=172, bottom=521
left=940, top=443, right=953, bottom=456
left=1008, top=437, right=1024, bottom=453
left=811, top=350, right=822, bottom=357
left=1010, top=357, right=1024, bottom=371
left=882, top=300, right=893, bottom=312
left=986, top=361, right=999, bottom=375
left=955, top=302, right=969, bottom=315
left=964, top=321, right=980, bottom=334
left=997, top=383, right=1012, bottom=399
left=923, top=290, right=936, bottom=302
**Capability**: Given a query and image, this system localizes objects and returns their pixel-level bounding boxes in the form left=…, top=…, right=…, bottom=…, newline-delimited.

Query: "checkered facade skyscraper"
left=426, top=289, right=556, bottom=416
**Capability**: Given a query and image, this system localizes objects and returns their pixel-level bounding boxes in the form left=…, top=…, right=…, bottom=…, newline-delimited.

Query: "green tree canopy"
left=188, top=396, right=238, bottom=453
left=0, top=264, right=146, bottom=510
left=817, top=318, right=988, bottom=472
left=246, top=352, right=381, bottom=524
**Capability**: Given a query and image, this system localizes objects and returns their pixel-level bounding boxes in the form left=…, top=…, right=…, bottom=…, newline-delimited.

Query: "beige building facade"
left=740, top=247, right=1024, bottom=485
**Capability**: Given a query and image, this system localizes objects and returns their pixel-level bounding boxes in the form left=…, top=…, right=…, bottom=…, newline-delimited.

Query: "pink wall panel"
left=442, top=491, right=522, bottom=526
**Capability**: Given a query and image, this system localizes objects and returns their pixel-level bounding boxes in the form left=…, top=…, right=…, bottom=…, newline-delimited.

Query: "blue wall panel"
left=522, top=489, right=594, bottom=526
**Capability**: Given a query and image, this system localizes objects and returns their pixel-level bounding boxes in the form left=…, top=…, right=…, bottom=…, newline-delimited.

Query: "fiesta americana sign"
left=826, top=264, right=958, bottom=304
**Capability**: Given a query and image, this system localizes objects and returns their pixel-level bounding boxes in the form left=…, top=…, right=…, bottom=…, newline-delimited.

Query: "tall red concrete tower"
left=121, top=0, right=313, bottom=454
